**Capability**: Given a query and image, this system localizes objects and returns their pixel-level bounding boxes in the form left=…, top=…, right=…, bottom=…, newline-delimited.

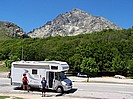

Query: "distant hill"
left=28, top=8, right=123, bottom=38
left=0, top=21, right=28, bottom=40
left=0, top=28, right=12, bottom=40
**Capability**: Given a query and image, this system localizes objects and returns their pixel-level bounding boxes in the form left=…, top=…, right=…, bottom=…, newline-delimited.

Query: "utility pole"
left=21, top=46, right=24, bottom=60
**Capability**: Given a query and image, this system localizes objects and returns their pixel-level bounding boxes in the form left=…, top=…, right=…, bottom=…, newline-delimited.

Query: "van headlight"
left=61, top=81, right=67, bottom=86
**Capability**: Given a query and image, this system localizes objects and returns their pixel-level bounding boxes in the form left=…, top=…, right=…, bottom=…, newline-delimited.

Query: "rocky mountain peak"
left=71, top=8, right=86, bottom=14
left=28, top=9, right=122, bottom=38
left=0, top=21, right=28, bottom=38
left=71, top=8, right=91, bottom=15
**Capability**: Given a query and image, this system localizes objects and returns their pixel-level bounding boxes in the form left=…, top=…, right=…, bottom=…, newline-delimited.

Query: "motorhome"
left=11, top=61, right=72, bottom=93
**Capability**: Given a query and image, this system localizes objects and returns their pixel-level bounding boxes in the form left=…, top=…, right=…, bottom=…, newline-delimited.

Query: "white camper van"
left=11, top=61, right=72, bottom=93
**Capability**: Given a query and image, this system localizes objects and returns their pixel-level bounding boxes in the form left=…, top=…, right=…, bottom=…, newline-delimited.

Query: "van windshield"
left=60, top=72, right=67, bottom=80
left=55, top=72, right=67, bottom=81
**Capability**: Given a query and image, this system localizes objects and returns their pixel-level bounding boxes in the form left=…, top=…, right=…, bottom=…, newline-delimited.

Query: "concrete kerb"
left=68, top=76, right=133, bottom=85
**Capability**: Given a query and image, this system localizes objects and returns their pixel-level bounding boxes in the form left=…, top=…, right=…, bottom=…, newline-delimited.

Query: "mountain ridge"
left=28, top=8, right=122, bottom=38
left=0, top=21, right=28, bottom=38
left=0, top=8, right=123, bottom=39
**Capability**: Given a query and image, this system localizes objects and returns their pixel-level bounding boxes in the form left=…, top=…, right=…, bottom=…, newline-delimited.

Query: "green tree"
left=68, top=54, right=82, bottom=72
left=80, top=57, right=98, bottom=76
left=4, top=55, right=20, bottom=68
left=127, top=59, right=133, bottom=76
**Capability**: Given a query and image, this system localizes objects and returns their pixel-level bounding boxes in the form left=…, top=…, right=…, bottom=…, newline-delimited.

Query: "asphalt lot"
left=1, top=72, right=133, bottom=99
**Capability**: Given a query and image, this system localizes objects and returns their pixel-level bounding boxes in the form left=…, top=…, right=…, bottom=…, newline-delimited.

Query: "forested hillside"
left=1, top=29, right=133, bottom=76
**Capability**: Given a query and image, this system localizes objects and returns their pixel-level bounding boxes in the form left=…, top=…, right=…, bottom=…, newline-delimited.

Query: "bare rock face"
left=28, top=8, right=122, bottom=38
left=0, top=21, right=28, bottom=38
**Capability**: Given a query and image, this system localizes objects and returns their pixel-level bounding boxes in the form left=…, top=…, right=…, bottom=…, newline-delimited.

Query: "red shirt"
left=22, top=76, right=28, bottom=82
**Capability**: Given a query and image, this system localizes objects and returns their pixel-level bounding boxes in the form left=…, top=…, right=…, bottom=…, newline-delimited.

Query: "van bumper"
left=63, top=85, right=72, bottom=91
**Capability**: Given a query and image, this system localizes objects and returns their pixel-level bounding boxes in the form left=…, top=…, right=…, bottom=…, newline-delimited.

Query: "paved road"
left=69, top=82, right=133, bottom=99
left=0, top=78, right=14, bottom=93
left=1, top=78, right=133, bottom=99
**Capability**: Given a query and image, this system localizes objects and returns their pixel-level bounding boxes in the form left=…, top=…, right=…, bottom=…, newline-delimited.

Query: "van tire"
left=56, top=87, right=64, bottom=93
left=10, top=78, right=12, bottom=85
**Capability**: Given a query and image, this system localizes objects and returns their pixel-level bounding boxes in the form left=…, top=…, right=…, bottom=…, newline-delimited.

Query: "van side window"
left=32, top=69, right=37, bottom=74
left=51, top=66, right=58, bottom=70
left=55, top=72, right=60, bottom=80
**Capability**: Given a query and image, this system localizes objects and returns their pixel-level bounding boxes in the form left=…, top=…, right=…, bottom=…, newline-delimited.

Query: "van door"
left=53, top=72, right=62, bottom=88
left=48, top=72, right=54, bottom=88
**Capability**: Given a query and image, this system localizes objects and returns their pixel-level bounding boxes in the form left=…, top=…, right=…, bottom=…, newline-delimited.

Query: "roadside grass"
left=0, top=96, right=9, bottom=99
left=0, top=96, right=22, bottom=99
left=0, top=61, right=10, bottom=72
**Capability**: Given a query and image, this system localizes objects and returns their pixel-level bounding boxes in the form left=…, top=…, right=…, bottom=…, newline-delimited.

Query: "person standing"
left=22, top=73, right=29, bottom=92
left=41, top=77, right=47, bottom=97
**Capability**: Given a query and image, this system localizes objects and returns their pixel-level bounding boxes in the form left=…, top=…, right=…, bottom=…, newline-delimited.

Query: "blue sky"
left=0, top=0, right=132, bottom=32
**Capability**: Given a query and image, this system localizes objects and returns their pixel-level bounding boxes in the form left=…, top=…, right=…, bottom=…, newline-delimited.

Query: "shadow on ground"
left=14, top=87, right=77, bottom=97
left=55, top=88, right=77, bottom=97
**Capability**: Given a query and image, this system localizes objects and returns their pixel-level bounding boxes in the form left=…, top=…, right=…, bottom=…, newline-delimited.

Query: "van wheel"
left=10, top=78, right=12, bottom=85
left=56, top=87, right=63, bottom=93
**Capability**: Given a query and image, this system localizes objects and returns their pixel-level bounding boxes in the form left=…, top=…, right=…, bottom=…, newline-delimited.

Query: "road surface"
left=0, top=77, right=133, bottom=99
left=71, top=82, right=133, bottom=99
